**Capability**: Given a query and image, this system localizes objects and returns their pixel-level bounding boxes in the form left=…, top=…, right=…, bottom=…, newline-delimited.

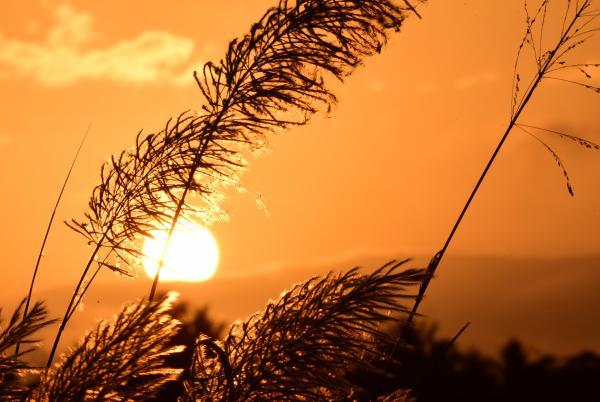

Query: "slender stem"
left=403, top=1, right=422, bottom=19
left=46, top=174, right=150, bottom=365
left=444, top=322, right=471, bottom=353
left=401, top=1, right=587, bottom=334
left=66, top=253, right=110, bottom=322
left=45, top=237, right=105, bottom=368
left=16, top=126, right=89, bottom=355
left=378, top=7, right=589, bottom=384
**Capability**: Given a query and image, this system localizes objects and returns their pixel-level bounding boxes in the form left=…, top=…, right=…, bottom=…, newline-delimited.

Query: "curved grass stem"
left=45, top=238, right=105, bottom=368
left=16, top=126, right=89, bottom=356
left=400, top=0, right=590, bottom=339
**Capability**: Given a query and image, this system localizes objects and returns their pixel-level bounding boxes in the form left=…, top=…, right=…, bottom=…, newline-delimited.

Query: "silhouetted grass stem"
left=16, top=127, right=89, bottom=356
left=46, top=237, right=106, bottom=368
left=401, top=0, right=588, bottom=336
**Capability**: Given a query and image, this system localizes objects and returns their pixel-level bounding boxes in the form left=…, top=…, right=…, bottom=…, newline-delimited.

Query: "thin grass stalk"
left=45, top=238, right=106, bottom=368
left=402, top=0, right=422, bottom=18
left=400, top=0, right=593, bottom=337
left=47, top=217, right=131, bottom=367
left=444, top=321, right=470, bottom=353
left=46, top=203, right=142, bottom=367
left=16, top=127, right=89, bottom=356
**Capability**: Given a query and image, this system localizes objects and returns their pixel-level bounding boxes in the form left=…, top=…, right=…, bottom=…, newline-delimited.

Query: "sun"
left=142, top=223, right=219, bottom=282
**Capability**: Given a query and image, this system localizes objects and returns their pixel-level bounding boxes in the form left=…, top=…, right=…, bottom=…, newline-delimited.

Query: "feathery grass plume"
left=34, top=293, right=183, bottom=401
left=0, top=299, right=56, bottom=400
left=50, top=0, right=424, bottom=366
left=401, top=0, right=600, bottom=336
left=65, top=112, right=238, bottom=278
left=148, top=0, right=424, bottom=299
left=182, top=261, right=424, bottom=401
left=67, top=0, right=423, bottom=279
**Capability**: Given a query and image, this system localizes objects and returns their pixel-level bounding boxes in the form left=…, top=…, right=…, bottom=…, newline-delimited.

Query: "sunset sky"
left=1, top=0, right=600, bottom=357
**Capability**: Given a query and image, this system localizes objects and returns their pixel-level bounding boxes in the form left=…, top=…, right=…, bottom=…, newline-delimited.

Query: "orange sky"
left=1, top=1, right=600, bottom=355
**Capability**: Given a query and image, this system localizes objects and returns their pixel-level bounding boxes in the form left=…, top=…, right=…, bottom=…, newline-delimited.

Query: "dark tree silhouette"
left=350, top=323, right=600, bottom=402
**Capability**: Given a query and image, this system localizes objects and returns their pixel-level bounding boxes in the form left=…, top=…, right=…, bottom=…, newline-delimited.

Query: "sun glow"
left=143, top=223, right=219, bottom=282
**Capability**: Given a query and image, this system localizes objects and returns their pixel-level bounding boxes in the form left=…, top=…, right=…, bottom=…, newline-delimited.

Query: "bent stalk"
left=16, top=126, right=89, bottom=355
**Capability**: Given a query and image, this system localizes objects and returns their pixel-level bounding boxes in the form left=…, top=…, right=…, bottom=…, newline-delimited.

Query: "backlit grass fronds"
left=52, top=0, right=424, bottom=366
left=34, top=293, right=183, bottom=401
left=68, top=0, right=423, bottom=278
left=66, top=112, right=240, bottom=276
left=182, top=261, right=424, bottom=401
left=0, top=299, right=55, bottom=400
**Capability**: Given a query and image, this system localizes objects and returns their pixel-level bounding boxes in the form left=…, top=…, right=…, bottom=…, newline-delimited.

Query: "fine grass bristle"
left=34, top=294, right=182, bottom=401
left=183, top=261, right=424, bottom=401
left=0, top=299, right=56, bottom=399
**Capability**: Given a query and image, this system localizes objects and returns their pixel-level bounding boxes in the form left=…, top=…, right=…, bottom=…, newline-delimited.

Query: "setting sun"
left=143, top=223, right=219, bottom=282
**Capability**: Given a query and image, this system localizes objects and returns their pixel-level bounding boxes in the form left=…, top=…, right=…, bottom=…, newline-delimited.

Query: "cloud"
left=454, top=71, right=498, bottom=90
left=0, top=4, right=208, bottom=86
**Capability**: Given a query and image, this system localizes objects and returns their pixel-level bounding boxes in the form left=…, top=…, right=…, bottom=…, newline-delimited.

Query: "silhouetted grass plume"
left=46, top=0, right=424, bottom=367
left=0, top=300, right=56, bottom=400
left=182, top=261, right=424, bottom=401
left=31, top=294, right=182, bottom=401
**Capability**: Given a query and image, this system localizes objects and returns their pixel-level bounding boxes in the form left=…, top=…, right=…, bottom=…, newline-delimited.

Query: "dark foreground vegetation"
left=356, top=325, right=600, bottom=402
left=162, top=300, right=600, bottom=402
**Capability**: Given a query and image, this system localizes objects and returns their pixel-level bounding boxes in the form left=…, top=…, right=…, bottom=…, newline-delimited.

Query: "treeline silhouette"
left=160, top=300, right=600, bottom=401
left=352, top=323, right=600, bottom=402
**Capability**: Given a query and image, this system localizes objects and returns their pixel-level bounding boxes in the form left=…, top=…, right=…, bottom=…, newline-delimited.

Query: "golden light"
left=143, top=223, right=219, bottom=282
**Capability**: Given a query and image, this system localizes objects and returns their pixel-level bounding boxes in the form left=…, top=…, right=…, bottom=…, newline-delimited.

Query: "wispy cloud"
left=0, top=4, right=210, bottom=86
